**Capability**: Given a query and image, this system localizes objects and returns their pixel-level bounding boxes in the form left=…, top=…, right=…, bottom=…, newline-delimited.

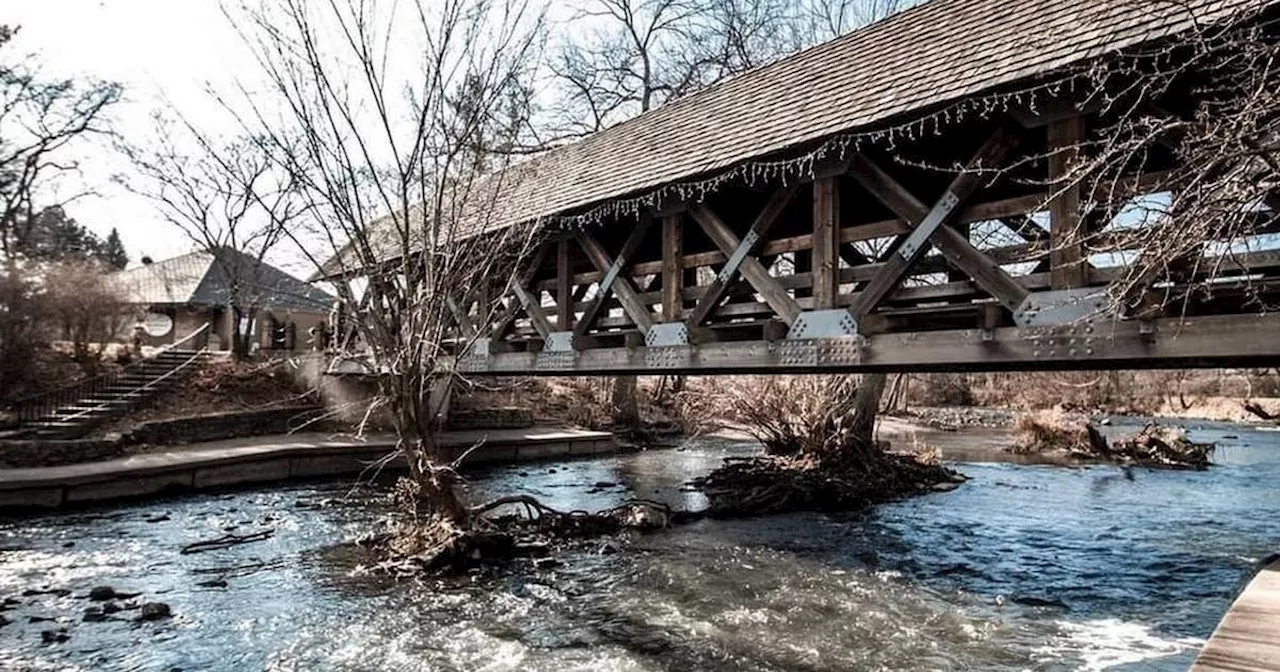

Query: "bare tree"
left=1032, top=3, right=1280, bottom=318
left=0, top=24, right=120, bottom=398
left=0, top=25, right=121, bottom=259
left=798, top=0, right=918, bottom=42
left=218, top=0, right=546, bottom=551
left=123, top=117, right=303, bottom=358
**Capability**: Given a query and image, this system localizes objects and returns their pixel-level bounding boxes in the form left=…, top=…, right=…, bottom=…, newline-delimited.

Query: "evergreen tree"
left=100, top=228, right=128, bottom=269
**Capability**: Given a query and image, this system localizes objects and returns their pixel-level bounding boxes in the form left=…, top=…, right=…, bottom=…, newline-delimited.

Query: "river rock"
left=82, top=606, right=107, bottom=622
left=101, top=602, right=122, bottom=614
left=931, top=482, right=960, bottom=492
left=88, top=586, right=116, bottom=601
left=41, top=628, right=69, bottom=644
left=23, top=588, right=71, bottom=598
left=137, top=602, right=171, bottom=621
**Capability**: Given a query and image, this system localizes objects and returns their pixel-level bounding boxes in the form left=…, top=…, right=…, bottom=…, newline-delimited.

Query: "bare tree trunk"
left=611, top=375, right=640, bottom=429
left=816, top=373, right=888, bottom=467
left=848, top=373, right=888, bottom=445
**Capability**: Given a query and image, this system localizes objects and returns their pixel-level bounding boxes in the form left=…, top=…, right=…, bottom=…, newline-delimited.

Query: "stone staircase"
left=3, top=323, right=215, bottom=441
left=6, top=348, right=212, bottom=440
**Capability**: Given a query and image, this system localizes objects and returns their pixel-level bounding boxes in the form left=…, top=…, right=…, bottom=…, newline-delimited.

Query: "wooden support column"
left=556, top=239, right=573, bottom=330
left=813, top=176, right=840, bottom=309
left=1049, top=116, right=1087, bottom=289
left=661, top=214, right=683, bottom=322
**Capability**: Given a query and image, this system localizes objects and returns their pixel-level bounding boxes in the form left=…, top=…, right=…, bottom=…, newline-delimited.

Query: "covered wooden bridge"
left=328, top=0, right=1280, bottom=376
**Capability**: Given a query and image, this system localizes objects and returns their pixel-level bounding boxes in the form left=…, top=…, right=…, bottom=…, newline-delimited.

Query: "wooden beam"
left=813, top=176, right=840, bottom=308
left=1001, top=216, right=1050, bottom=245
left=661, top=213, right=683, bottom=322
left=689, top=202, right=802, bottom=325
left=848, top=129, right=1027, bottom=316
left=1265, top=193, right=1280, bottom=213
left=687, top=187, right=797, bottom=326
left=556, top=239, right=573, bottom=330
left=1049, top=116, right=1088, bottom=289
left=491, top=244, right=549, bottom=340
left=446, top=293, right=477, bottom=339
left=575, top=226, right=656, bottom=336
left=512, top=284, right=553, bottom=340
left=459, top=313, right=1280, bottom=375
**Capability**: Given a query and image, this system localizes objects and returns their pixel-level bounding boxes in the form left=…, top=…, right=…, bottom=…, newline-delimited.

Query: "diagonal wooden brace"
left=491, top=243, right=549, bottom=340
left=512, top=283, right=553, bottom=340
left=689, top=203, right=803, bottom=326
left=849, top=128, right=1027, bottom=317
left=686, top=186, right=797, bottom=326
left=575, top=222, right=656, bottom=336
left=446, top=293, right=477, bottom=339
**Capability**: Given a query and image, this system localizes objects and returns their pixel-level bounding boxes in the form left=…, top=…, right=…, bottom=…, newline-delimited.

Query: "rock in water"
left=82, top=606, right=107, bottom=622
left=88, top=586, right=116, bottom=601
left=41, top=629, right=69, bottom=644
left=138, top=602, right=171, bottom=621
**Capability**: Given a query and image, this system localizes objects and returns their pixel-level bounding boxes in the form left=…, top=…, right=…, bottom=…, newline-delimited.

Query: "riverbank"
left=0, top=422, right=1273, bottom=670
left=0, top=428, right=614, bottom=511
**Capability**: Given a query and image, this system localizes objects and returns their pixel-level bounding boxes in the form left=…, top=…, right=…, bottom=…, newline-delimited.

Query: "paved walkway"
left=0, top=428, right=615, bottom=509
left=1192, top=557, right=1280, bottom=672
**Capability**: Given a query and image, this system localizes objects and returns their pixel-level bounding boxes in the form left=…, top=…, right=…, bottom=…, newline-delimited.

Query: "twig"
left=180, top=530, right=274, bottom=554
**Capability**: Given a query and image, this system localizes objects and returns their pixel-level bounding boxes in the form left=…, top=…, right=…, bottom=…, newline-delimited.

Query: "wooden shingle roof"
left=318, top=0, right=1272, bottom=277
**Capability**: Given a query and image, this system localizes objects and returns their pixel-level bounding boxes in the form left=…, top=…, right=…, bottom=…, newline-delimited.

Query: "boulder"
left=137, top=602, right=171, bottom=621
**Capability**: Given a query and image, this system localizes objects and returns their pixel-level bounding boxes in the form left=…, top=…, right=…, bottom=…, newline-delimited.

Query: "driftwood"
left=1012, top=411, right=1214, bottom=469
left=180, top=530, right=274, bottom=555
left=1244, top=401, right=1279, bottom=423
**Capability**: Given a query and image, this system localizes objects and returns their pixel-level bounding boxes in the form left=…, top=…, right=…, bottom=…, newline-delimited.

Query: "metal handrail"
left=2, top=323, right=211, bottom=426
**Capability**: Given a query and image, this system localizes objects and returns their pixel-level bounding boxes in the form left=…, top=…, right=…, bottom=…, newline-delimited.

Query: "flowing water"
left=0, top=419, right=1277, bottom=671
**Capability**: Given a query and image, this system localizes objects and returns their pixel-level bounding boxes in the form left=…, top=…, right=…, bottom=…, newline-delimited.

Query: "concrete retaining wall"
left=127, top=407, right=327, bottom=446
left=0, top=429, right=617, bottom=511
left=0, top=438, right=127, bottom=469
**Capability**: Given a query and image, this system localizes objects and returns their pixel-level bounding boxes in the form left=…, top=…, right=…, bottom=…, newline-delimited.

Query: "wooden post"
left=1049, top=116, right=1087, bottom=289
left=813, top=176, right=840, bottom=309
left=556, top=239, right=572, bottom=330
left=662, top=214, right=683, bottom=322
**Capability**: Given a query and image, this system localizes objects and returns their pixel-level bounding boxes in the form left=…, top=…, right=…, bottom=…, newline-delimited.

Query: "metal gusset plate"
left=786, top=309, right=858, bottom=340
left=645, top=323, right=689, bottom=348
left=1014, top=288, right=1112, bottom=327
left=543, top=331, right=576, bottom=353
left=645, top=345, right=694, bottom=369
left=777, top=337, right=863, bottom=367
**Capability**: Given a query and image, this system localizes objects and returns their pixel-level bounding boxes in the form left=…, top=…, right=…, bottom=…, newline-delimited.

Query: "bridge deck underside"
left=339, top=98, right=1280, bottom=376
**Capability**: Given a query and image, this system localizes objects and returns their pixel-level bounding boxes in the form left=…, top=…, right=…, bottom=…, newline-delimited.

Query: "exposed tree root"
left=379, top=492, right=690, bottom=574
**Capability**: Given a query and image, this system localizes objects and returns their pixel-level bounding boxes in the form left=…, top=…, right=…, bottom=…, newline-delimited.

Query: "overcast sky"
left=8, top=1, right=260, bottom=269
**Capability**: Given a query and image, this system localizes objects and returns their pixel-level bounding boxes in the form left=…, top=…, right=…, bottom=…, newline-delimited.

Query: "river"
left=0, top=418, right=1277, bottom=671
